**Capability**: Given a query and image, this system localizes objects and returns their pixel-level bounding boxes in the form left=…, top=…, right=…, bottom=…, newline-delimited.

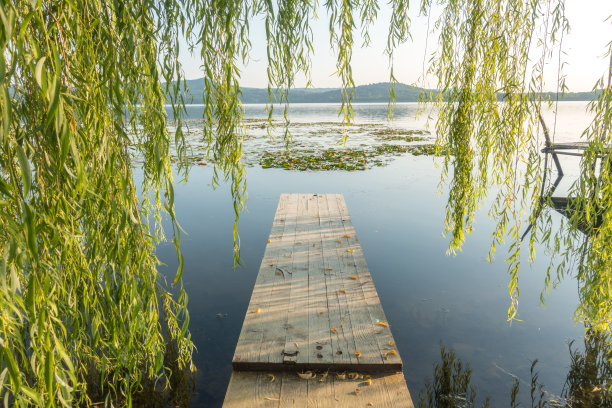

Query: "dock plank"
left=232, top=194, right=402, bottom=372
left=232, top=196, right=291, bottom=366
left=223, top=371, right=414, bottom=408
left=333, top=194, right=402, bottom=367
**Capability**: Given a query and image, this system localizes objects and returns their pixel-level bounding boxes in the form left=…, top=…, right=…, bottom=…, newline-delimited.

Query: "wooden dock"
left=224, top=194, right=414, bottom=407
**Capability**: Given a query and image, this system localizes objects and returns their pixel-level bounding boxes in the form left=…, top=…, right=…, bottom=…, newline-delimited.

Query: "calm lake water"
left=153, top=102, right=595, bottom=407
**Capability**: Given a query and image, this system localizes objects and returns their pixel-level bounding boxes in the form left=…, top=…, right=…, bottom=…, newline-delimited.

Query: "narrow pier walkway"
left=224, top=194, right=414, bottom=407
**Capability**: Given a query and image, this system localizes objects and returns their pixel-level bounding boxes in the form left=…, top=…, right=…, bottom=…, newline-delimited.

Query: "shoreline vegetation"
left=176, top=80, right=602, bottom=104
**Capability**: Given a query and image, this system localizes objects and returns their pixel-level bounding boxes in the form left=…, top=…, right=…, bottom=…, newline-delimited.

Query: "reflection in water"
left=562, top=330, right=612, bottom=407
left=418, top=332, right=611, bottom=408
left=85, top=338, right=195, bottom=407
left=418, top=344, right=489, bottom=408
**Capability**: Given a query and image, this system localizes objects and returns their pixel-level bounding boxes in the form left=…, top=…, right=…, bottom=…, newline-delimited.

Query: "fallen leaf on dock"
left=349, top=275, right=357, bottom=280
left=338, top=289, right=346, bottom=294
left=276, top=270, right=282, bottom=275
left=354, top=388, right=360, bottom=395
left=267, top=374, right=275, bottom=382
left=347, top=249, right=354, bottom=253
left=336, top=372, right=346, bottom=380
left=251, top=308, right=261, bottom=313
left=384, top=350, right=397, bottom=360
left=343, top=235, right=351, bottom=238
left=388, top=341, right=395, bottom=346
left=378, top=321, right=389, bottom=327
left=267, top=239, right=271, bottom=243
left=319, top=371, right=328, bottom=383
left=331, top=327, right=338, bottom=333
left=348, top=372, right=362, bottom=380
left=354, top=351, right=361, bottom=359
left=325, top=267, right=333, bottom=271
left=336, top=239, right=342, bottom=243
left=365, top=378, right=372, bottom=386
left=368, top=403, right=374, bottom=406
left=297, top=371, right=316, bottom=380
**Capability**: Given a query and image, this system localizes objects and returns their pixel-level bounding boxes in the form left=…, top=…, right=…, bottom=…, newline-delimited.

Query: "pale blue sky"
left=179, top=1, right=611, bottom=92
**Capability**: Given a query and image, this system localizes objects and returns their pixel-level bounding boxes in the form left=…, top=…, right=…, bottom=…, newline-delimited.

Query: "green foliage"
left=422, top=0, right=612, bottom=332
left=0, top=0, right=193, bottom=405
left=424, top=0, right=569, bottom=320
left=420, top=336, right=612, bottom=407
left=418, top=344, right=489, bottom=408
left=559, top=49, right=612, bottom=333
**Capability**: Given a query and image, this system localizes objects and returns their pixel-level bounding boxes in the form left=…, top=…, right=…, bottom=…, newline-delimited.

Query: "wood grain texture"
left=232, top=194, right=402, bottom=372
left=223, top=371, right=415, bottom=408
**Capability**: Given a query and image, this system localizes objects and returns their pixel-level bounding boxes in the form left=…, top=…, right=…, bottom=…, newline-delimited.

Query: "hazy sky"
left=179, top=1, right=611, bottom=92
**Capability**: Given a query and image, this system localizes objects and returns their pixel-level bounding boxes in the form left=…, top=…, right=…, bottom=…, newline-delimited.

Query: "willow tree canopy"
left=0, top=0, right=610, bottom=406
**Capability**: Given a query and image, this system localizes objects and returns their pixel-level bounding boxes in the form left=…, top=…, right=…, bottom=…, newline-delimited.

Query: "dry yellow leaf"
left=267, top=239, right=271, bottom=243
left=378, top=321, right=389, bottom=327
left=331, top=327, right=338, bottom=333
left=384, top=350, right=397, bottom=360
left=355, top=350, right=361, bottom=359
left=251, top=308, right=261, bottom=313
left=343, top=234, right=351, bottom=238
left=338, top=289, right=346, bottom=294
left=325, top=267, right=333, bottom=271
left=349, top=275, right=358, bottom=280
left=365, top=378, right=372, bottom=386
left=388, top=341, right=395, bottom=346
left=297, top=371, right=316, bottom=380
left=336, top=239, right=342, bottom=243
left=347, top=249, right=354, bottom=253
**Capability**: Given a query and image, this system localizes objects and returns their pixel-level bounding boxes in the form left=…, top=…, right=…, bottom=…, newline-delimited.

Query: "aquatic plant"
left=419, top=335, right=612, bottom=407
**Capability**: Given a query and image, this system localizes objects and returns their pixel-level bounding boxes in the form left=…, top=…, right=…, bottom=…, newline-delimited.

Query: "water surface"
left=155, top=102, right=592, bottom=406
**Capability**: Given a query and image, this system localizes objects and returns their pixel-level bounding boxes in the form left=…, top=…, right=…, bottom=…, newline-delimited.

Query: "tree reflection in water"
left=419, top=330, right=611, bottom=408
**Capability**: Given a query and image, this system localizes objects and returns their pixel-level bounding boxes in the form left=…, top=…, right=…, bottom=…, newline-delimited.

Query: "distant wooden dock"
left=224, top=194, right=414, bottom=407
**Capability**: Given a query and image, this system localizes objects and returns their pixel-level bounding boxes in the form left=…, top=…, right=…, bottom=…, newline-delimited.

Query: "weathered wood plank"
left=333, top=194, right=402, bottom=368
left=282, top=193, right=312, bottom=365
left=232, top=195, right=292, bottom=365
left=259, top=193, right=299, bottom=366
left=328, top=194, right=387, bottom=368
left=232, top=193, right=401, bottom=372
left=223, top=371, right=414, bottom=407
left=317, top=194, right=353, bottom=367
left=307, top=196, right=334, bottom=367
left=222, top=371, right=281, bottom=408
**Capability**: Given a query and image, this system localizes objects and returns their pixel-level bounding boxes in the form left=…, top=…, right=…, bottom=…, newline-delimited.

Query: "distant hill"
left=176, top=79, right=600, bottom=104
